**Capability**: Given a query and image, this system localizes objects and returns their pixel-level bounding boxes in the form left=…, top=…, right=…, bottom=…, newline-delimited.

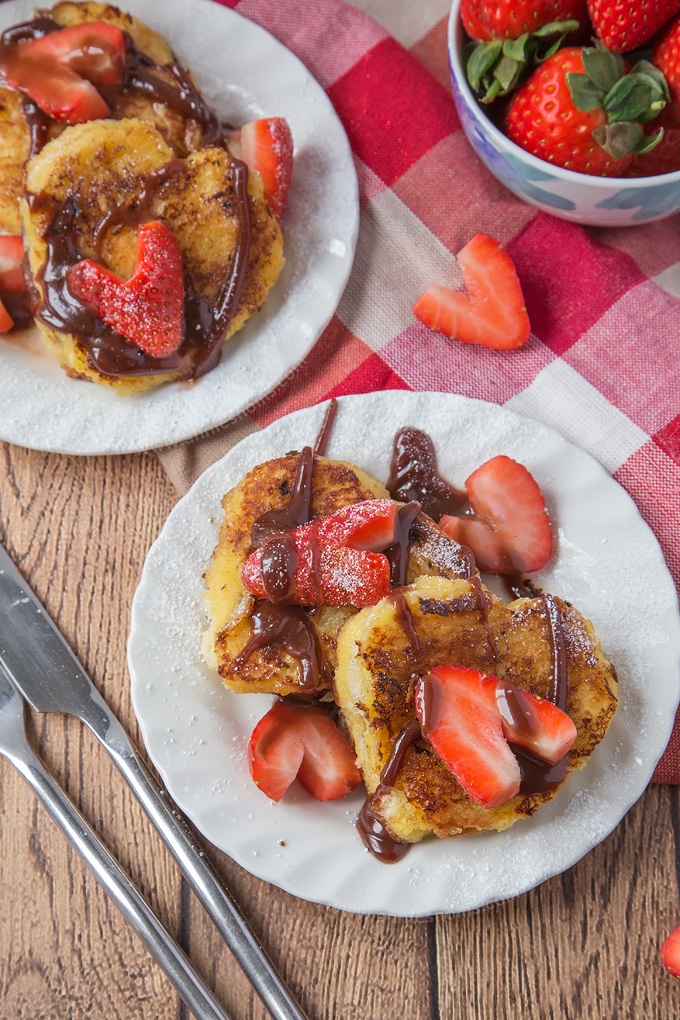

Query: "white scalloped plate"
left=0, top=0, right=358, bottom=454
left=128, top=392, right=680, bottom=915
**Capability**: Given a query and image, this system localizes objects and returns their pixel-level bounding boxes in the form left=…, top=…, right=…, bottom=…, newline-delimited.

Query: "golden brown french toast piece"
left=335, top=575, right=617, bottom=843
left=203, top=454, right=388, bottom=696
left=21, top=118, right=283, bottom=393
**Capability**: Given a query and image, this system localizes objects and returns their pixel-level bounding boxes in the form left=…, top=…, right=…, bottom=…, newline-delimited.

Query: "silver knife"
left=0, top=542, right=309, bottom=1020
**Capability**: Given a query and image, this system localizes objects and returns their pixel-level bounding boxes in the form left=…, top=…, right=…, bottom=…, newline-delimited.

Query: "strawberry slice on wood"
left=439, top=455, right=552, bottom=574
left=0, top=22, right=125, bottom=124
left=0, top=235, right=26, bottom=294
left=226, top=117, right=293, bottom=220
left=413, top=233, right=530, bottom=351
left=662, top=924, right=680, bottom=978
left=415, top=665, right=521, bottom=808
left=496, top=682, right=577, bottom=764
left=67, top=220, right=185, bottom=359
left=248, top=699, right=361, bottom=802
left=242, top=499, right=397, bottom=607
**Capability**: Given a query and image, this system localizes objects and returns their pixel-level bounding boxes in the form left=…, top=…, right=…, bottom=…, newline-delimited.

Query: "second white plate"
left=128, top=392, right=680, bottom=915
left=0, top=0, right=358, bottom=454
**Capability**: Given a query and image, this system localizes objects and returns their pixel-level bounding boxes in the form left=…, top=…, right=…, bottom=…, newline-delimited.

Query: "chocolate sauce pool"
left=1, top=17, right=251, bottom=375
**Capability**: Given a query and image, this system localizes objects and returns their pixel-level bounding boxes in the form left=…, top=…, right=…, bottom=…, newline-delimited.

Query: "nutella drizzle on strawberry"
left=386, top=500, right=422, bottom=587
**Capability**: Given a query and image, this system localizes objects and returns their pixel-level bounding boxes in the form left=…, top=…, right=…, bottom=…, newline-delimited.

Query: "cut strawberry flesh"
left=0, top=298, right=14, bottom=333
left=67, top=219, right=185, bottom=358
left=439, top=454, right=552, bottom=574
left=415, top=665, right=521, bottom=808
left=413, top=233, right=530, bottom=351
left=496, top=682, right=576, bottom=764
left=0, top=22, right=125, bottom=124
left=227, top=117, right=293, bottom=220
left=248, top=699, right=361, bottom=802
left=242, top=499, right=397, bottom=607
left=662, top=924, right=680, bottom=978
left=0, top=235, right=25, bottom=294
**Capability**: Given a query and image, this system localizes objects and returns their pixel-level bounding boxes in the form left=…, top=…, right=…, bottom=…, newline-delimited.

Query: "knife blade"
left=0, top=542, right=310, bottom=1020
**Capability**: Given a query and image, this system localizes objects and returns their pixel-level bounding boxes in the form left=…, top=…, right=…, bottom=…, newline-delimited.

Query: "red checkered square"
left=325, top=352, right=410, bottom=398
left=508, top=215, right=646, bottom=357
left=655, top=414, right=680, bottom=466
left=327, top=36, right=459, bottom=187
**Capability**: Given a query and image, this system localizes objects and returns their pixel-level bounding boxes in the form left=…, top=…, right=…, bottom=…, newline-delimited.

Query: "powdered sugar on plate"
left=128, top=392, right=680, bottom=915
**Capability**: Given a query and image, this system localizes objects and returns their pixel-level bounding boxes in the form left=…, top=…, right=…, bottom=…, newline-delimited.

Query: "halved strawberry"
left=0, top=298, right=14, bottom=333
left=67, top=220, right=185, bottom=358
left=248, top=699, right=361, bottom=802
left=226, top=117, right=293, bottom=220
left=439, top=455, right=552, bottom=574
left=413, top=233, right=530, bottom=351
left=0, top=236, right=25, bottom=294
left=0, top=22, right=125, bottom=124
left=242, top=499, right=397, bottom=607
left=496, top=682, right=576, bottom=763
left=662, top=924, right=680, bottom=978
left=415, top=665, right=521, bottom=808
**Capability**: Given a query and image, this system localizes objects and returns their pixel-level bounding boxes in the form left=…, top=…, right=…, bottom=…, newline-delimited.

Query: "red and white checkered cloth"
left=160, top=0, right=680, bottom=781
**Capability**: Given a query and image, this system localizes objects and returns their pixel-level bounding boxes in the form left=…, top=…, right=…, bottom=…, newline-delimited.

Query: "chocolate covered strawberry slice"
left=415, top=666, right=521, bottom=808
left=67, top=220, right=185, bottom=358
left=248, top=699, right=361, bottom=802
left=496, top=682, right=577, bottom=764
left=242, top=498, right=397, bottom=607
left=0, top=22, right=125, bottom=124
left=226, top=117, right=293, bottom=220
left=439, top=455, right=552, bottom=573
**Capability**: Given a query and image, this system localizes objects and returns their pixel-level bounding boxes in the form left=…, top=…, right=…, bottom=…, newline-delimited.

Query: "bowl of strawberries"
left=448, top=0, right=680, bottom=225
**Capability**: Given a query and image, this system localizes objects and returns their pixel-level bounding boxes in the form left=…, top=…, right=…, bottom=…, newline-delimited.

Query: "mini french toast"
left=203, top=452, right=389, bottom=696
left=0, top=3, right=293, bottom=379
left=334, top=574, right=618, bottom=844
left=21, top=118, right=284, bottom=393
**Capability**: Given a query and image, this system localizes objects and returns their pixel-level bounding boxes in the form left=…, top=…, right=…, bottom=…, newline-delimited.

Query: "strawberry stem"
left=466, top=21, right=579, bottom=103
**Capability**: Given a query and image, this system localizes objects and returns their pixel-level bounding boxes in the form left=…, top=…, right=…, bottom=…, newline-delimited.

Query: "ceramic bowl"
left=448, top=0, right=680, bottom=226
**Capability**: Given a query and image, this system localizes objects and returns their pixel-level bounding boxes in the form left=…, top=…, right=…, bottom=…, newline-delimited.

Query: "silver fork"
left=0, top=666, right=233, bottom=1020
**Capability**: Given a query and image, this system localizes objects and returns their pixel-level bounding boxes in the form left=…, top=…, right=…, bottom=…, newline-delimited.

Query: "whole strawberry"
left=588, top=0, right=680, bottom=54
left=506, top=46, right=669, bottom=176
left=627, top=15, right=680, bottom=174
left=463, top=0, right=587, bottom=102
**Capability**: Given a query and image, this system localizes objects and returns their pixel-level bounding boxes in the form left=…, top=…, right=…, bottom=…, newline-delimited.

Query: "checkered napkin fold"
left=158, top=0, right=680, bottom=781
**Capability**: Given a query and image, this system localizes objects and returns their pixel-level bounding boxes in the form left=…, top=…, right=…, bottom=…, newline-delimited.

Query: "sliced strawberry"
left=0, top=236, right=25, bottom=294
left=248, top=699, right=361, bottom=802
left=413, top=233, right=530, bottom=351
left=0, top=298, right=14, bottom=333
left=0, top=22, right=125, bottom=124
left=415, top=665, right=520, bottom=808
left=496, top=682, right=576, bottom=764
left=226, top=117, right=293, bottom=220
left=242, top=499, right=397, bottom=607
left=439, top=455, right=552, bottom=574
left=67, top=220, right=185, bottom=358
left=662, top=924, right=680, bottom=978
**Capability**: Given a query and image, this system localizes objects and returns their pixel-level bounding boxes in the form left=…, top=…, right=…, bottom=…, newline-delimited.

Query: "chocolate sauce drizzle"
left=2, top=17, right=251, bottom=377
left=251, top=447, right=315, bottom=548
left=313, top=398, right=338, bottom=458
left=388, top=427, right=468, bottom=520
left=234, top=600, right=322, bottom=695
left=386, top=500, right=421, bottom=588
left=356, top=719, right=421, bottom=863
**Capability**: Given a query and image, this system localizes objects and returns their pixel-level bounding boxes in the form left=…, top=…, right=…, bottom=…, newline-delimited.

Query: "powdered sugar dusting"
left=128, top=392, right=680, bottom=916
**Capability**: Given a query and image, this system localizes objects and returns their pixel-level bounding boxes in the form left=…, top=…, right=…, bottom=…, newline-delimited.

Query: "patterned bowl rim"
left=447, top=0, right=680, bottom=189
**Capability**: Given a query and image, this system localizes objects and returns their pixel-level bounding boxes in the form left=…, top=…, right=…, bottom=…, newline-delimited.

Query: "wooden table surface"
left=2, top=1, right=680, bottom=1017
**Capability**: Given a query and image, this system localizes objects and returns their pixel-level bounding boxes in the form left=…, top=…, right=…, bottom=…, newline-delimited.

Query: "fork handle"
left=97, top=713, right=309, bottom=1020
left=8, top=746, right=233, bottom=1020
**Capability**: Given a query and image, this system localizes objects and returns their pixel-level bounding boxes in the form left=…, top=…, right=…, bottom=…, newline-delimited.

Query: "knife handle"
left=96, top=712, right=309, bottom=1020
left=6, top=741, right=232, bottom=1020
